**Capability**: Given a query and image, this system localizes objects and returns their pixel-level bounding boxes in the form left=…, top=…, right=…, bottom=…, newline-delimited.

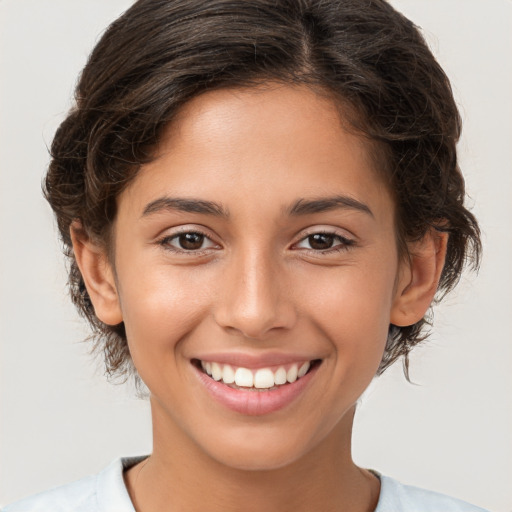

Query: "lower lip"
left=194, top=364, right=318, bottom=416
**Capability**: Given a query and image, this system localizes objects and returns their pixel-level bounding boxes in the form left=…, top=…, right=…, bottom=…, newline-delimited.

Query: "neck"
left=125, top=402, right=380, bottom=512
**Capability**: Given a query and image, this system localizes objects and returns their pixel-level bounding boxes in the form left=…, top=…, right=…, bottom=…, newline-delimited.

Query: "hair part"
left=45, top=0, right=481, bottom=382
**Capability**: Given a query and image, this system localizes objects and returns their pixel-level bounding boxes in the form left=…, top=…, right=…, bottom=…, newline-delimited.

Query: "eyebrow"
left=287, top=195, right=374, bottom=217
left=141, top=194, right=373, bottom=219
left=142, top=197, right=229, bottom=218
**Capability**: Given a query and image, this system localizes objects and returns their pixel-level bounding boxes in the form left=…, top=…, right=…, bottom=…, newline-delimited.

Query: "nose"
left=214, top=247, right=297, bottom=339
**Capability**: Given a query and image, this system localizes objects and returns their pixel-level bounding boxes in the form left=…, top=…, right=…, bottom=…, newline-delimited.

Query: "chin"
left=209, top=445, right=304, bottom=472
left=196, top=423, right=323, bottom=472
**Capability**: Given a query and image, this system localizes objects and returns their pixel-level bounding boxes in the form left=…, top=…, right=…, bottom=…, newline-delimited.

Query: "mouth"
left=192, top=358, right=322, bottom=392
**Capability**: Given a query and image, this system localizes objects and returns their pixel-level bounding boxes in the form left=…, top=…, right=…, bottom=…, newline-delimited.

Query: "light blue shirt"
left=2, top=457, right=490, bottom=512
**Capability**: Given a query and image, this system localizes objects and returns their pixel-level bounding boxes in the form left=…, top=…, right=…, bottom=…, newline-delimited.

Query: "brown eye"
left=178, top=232, right=205, bottom=250
left=294, top=231, right=354, bottom=253
left=162, top=231, right=217, bottom=252
left=307, top=233, right=335, bottom=250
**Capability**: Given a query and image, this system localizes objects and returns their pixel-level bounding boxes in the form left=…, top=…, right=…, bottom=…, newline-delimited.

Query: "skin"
left=72, top=83, right=447, bottom=512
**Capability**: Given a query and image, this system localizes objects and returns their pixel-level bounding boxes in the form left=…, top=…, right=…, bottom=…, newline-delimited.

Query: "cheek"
left=117, top=264, right=213, bottom=369
left=295, top=259, right=396, bottom=365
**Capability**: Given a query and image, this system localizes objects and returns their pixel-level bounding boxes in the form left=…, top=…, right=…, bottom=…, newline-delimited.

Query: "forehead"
left=118, top=83, right=393, bottom=222
left=165, top=83, right=376, bottom=176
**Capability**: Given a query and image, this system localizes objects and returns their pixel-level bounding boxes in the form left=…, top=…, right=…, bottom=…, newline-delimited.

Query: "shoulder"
left=2, top=457, right=145, bottom=512
left=375, top=473, right=490, bottom=512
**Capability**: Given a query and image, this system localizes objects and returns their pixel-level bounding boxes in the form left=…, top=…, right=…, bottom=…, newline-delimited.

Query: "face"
left=108, top=84, right=406, bottom=470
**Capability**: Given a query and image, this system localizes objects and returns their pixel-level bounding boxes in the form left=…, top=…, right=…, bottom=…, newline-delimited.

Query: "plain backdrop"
left=0, top=1, right=511, bottom=510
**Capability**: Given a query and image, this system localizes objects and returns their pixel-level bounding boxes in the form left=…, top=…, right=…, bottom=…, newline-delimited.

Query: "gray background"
left=1, top=1, right=511, bottom=510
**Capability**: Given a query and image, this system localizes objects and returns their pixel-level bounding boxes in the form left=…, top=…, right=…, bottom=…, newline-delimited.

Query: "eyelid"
left=156, top=225, right=221, bottom=253
left=291, top=226, right=356, bottom=252
left=155, top=224, right=356, bottom=255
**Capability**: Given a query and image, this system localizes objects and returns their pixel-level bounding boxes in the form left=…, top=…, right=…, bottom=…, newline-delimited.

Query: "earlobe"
left=390, top=230, right=448, bottom=327
left=70, top=221, right=123, bottom=326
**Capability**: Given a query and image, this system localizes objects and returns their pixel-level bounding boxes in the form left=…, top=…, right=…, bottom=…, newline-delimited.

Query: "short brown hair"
left=45, top=0, right=481, bottom=381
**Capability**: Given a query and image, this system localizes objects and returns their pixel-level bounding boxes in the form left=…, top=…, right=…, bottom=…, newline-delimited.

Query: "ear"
left=70, top=221, right=123, bottom=326
left=391, top=230, right=448, bottom=327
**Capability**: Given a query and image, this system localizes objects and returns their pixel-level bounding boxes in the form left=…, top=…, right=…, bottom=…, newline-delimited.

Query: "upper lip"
left=192, top=352, right=321, bottom=369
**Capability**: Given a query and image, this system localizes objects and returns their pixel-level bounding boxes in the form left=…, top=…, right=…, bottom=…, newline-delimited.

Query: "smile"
left=199, top=360, right=314, bottom=390
left=192, top=356, right=322, bottom=415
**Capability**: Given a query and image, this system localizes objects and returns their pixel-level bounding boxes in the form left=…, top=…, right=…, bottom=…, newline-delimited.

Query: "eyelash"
left=293, top=230, right=355, bottom=255
left=157, top=229, right=355, bottom=256
left=158, top=229, right=218, bottom=255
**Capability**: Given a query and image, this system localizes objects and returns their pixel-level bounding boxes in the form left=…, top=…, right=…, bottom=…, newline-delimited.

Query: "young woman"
left=3, top=1, right=492, bottom=510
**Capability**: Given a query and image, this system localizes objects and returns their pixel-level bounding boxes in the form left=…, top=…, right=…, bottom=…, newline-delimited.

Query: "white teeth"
left=211, top=362, right=222, bottom=381
left=287, top=364, right=298, bottom=383
left=234, top=367, right=254, bottom=387
left=222, top=365, right=235, bottom=384
left=200, top=360, right=314, bottom=388
left=274, top=367, right=287, bottom=385
left=298, top=361, right=310, bottom=378
left=254, top=368, right=275, bottom=389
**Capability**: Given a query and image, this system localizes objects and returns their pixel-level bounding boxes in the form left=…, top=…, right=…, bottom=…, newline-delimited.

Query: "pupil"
left=179, top=232, right=204, bottom=250
left=309, top=233, right=334, bottom=250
